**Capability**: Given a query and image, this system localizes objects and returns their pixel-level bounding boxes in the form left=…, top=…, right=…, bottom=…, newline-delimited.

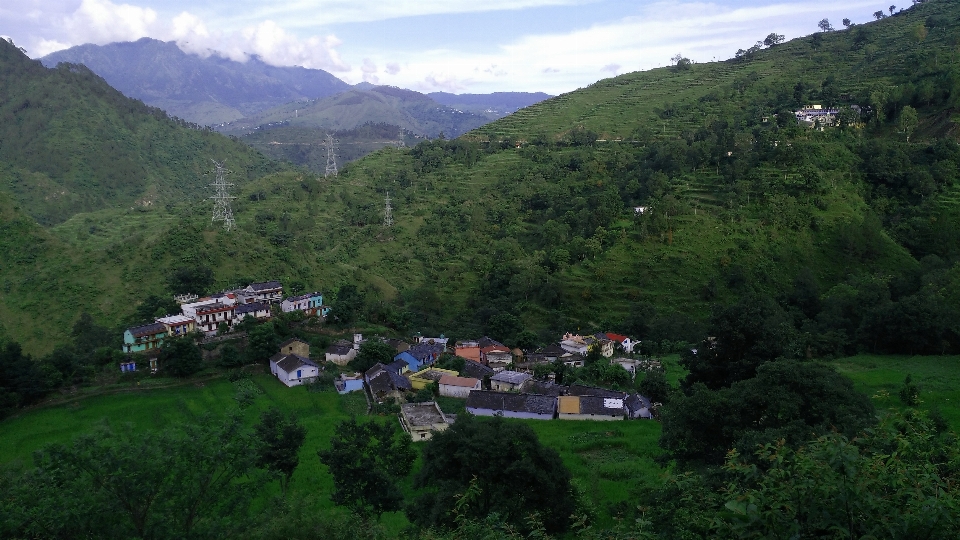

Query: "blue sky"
left=1, top=0, right=897, bottom=94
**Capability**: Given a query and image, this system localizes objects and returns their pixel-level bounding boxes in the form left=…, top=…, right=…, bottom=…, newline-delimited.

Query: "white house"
left=489, top=370, right=532, bottom=392
left=325, top=340, right=357, bottom=365
left=234, top=301, right=271, bottom=323
left=438, top=374, right=481, bottom=398
left=269, top=353, right=319, bottom=387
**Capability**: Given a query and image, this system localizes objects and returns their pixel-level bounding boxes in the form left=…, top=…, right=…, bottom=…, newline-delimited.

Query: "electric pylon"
left=209, top=160, right=236, bottom=231
left=383, top=191, right=394, bottom=227
left=324, top=134, right=338, bottom=177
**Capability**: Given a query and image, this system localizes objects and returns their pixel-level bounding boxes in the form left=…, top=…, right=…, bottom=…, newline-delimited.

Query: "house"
left=438, top=375, right=481, bottom=398
left=525, top=380, right=567, bottom=396
left=156, top=315, right=195, bottom=337
left=592, top=333, right=615, bottom=357
left=393, top=351, right=422, bottom=373
left=234, top=302, right=271, bottom=323
left=239, top=281, right=283, bottom=304
left=413, top=334, right=449, bottom=349
left=557, top=395, right=625, bottom=421
left=612, top=358, right=642, bottom=378
left=604, top=333, right=637, bottom=354
left=270, top=352, right=320, bottom=387
left=408, top=368, right=459, bottom=390
left=122, top=322, right=168, bottom=353
left=365, top=363, right=413, bottom=401
left=325, top=340, right=357, bottom=365
left=193, top=302, right=235, bottom=335
left=624, top=394, right=654, bottom=419
left=537, top=343, right=582, bottom=366
left=462, top=359, right=495, bottom=382
left=386, top=359, right=410, bottom=375
left=335, top=373, right=364, bottom=394
left=278, top=338, right=310, bottom=358
left=481, top=345, right=513, bottom=371
left=383, top=338, right=410, bottom=353
left=404, top=342, right=445, bottom=370
left=489, top=370, right=532, bottom=392
left=281, top=292, right=326, bottom=316
left=454, top=344, right=482, bottom=363
left=399, top=402, right=451, bottom=441
left=568, top=384, right=627, bottom=399
left=465, top=391, right=556, bottom=420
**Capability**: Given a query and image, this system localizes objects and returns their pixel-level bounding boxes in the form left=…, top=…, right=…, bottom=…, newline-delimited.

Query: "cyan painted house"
left=122, top=322, right=168, bottom=353
left=393, top=351, right=424, bottom=373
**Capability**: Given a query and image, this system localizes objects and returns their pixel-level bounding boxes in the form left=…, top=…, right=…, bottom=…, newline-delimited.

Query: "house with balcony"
left=193, top=302, right=235, bottom=335
left=122, top=322, right=169, bottom=353
left=156, top=315, right=195, bottom=337
left=238, top=281, right=283, bottom=304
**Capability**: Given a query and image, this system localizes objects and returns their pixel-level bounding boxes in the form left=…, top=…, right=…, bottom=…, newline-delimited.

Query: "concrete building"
left=438, top=375, right=481, bottom=398
left=399, top=402, right=451, bottom=442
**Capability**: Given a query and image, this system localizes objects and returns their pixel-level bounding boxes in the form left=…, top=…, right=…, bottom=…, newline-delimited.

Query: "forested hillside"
left=0, top=40, right=282, bottom=225
left=1, top=0, right=960, bottom=357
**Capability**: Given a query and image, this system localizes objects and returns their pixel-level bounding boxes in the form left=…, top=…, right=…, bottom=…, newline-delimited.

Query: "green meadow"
left=2, top=352, right=959, bottom=529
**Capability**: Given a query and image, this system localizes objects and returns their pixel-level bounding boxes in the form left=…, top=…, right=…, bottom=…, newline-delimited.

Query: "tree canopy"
left=409, top=415, right=577, bottom=534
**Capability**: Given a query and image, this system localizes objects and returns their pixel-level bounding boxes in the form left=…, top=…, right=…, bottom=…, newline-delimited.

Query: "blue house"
left=122, top=322, right=168, bottom=353
left=335, top=373, right=364, bottom=394
left=394, top=351, right=423, bottom=372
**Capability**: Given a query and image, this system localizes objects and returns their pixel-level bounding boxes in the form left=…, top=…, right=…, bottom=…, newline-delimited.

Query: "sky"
left=1, top=0, right=896, bottom=94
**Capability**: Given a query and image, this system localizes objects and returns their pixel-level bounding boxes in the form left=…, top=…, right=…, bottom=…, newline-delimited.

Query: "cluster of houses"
left=323, top=331, right=656, bottom=441
left=122, top=281, right=331, bottom=356
left=793, top=104, right=862, bottom=128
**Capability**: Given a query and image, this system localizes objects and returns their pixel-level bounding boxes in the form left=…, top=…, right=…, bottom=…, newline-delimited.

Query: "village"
left=119, top=281, right=659, bottom=440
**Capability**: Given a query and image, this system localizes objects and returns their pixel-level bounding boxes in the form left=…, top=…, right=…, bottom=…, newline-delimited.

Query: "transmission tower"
left=383, top=191, right=394, bottom=227
left=323, top=134, right=339, bottom=177
left=209, top=160, right=236, bottom=231
left=396, top=128, right=406, bottom=149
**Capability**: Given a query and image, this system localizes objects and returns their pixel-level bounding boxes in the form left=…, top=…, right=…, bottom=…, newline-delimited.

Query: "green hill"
left=1, top=1, right=960, bottom=355
left=218, top=86, right=493, bottom=139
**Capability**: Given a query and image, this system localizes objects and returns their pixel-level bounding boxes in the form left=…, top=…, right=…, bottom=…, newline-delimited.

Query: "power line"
left=209, top=160, right=236, bottom=231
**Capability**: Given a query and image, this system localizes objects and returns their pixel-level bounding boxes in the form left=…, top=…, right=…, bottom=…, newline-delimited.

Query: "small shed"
left=270, top=353, right=319, bottom=387
left=325, top=340, right=357, bottom=365
left=335, top=373, right=364, bottom=394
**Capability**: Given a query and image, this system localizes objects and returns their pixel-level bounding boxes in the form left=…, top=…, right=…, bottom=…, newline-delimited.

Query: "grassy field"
left=3, top=352, right=957, bottom=532
left=831, top=354, right=960, bottom=430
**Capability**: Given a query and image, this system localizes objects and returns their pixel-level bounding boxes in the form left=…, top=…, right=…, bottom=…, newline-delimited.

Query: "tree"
left=2, top=416, right=261, bottom=539
left=329, top=285, right=365, bottom=326
left=409, top=415, right=576, bottom=534
left=246, top=322, right=280, bottom=363
left=681, top=293, right=796, bottom=391
left=889, top=4, right=896, bottom=15
left=763, top=33, right=785, bottom=47
left=167, top=265, right=214, bottom=296
left=638, top=368, right=670, bottom=404
left=254, top=408, right=307, bottom=496
left=348, top=340, right=396, bottom=373
left=317, top=418, right=415, bottom=518
left=873, top=10, right=886, bottom=20
left=158, top=336, right=203, bottom=377
left=487, top=313, right=522, bottom=345
left=216, top=343, right=243, bottom=368
left=843, top=17, right=852, bottom=27
left=660, top=361, right=875, bottom=464
left=670, top=54, right=692, bottom=71
left=818, top=18, right=833, bottom=32
left=900, top=105, right=919, bottom=142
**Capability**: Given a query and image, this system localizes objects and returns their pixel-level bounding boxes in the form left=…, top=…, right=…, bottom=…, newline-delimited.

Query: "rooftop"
left=128, top=322, right=167, bottom=337
left=249, top=281, right=282, bottom=291
left=439, top=375, right=479, bottom=388
left=466, top=391, right=556, bottom=415
left=235, top=302, right=268, bottom=314
left=490, top=370, right=532, bottom=385
left=400, top=402, right=448, bottom=427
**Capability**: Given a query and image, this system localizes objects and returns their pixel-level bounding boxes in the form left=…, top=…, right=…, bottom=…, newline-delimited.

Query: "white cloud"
left=235, top=0, right=592, bottom=27
left=385, top=62, right=401, bottom=75
left=341, top=0, right=885, bottom=93
left=63, top=0, right=158, bottom=44
left=361, top=58, right=378, bottom=83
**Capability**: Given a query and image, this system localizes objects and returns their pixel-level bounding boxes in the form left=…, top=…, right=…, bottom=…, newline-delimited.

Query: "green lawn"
left=831, top=354, right=960, bottom=430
